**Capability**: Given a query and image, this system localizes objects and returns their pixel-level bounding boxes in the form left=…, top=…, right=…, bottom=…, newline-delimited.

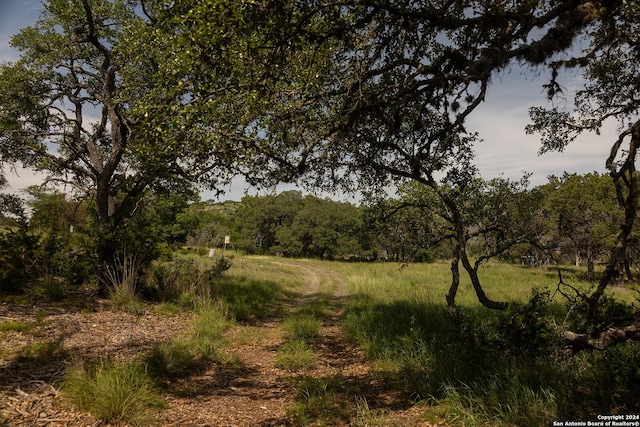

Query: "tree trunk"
left=586, top=121, right=640, bottom=322
left=446, top=248, right=461, bottom=312
left=624, top=259, right=633, bottom=282
left=563, top=320, right=640, bottom=351
left=460, top=249, right=509, bottom=310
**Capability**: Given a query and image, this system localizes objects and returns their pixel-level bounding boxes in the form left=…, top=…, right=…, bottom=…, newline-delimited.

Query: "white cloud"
left=2, top=166, right=48, bottom=194
left=469, top=67, right=614, bottom=186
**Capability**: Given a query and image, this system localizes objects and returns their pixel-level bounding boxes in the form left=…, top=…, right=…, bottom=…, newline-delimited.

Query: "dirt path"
left=156, top=260, right=376, bottom=426
left=0, top=260, right=436, bottom=426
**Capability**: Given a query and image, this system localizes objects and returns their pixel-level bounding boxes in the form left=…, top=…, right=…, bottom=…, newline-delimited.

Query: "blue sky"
left=1, top=1, right=614, bottom=201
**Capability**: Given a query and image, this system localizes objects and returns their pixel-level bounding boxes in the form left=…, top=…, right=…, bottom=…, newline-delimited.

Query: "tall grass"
left=190, top=299, right=230, bottom=359
left=145, top=299, right=231, bottom=378
left=63, top=360, right=163, bottom=426
left=104, top=254, right=142, bottom=308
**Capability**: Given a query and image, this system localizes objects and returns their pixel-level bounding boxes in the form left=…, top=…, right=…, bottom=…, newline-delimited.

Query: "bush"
left=142, top=257, right=231, bottom=305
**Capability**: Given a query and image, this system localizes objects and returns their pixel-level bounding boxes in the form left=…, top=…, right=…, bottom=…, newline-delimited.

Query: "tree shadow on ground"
left=213, top=276, right=300, bottom=322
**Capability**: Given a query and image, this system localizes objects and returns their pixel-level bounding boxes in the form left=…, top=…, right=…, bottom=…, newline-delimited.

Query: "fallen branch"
left=562, top=321, right=640, bottom=351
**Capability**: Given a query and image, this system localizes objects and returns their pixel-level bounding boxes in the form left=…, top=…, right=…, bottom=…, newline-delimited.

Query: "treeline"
left=0, top=171, right=631, bottom=294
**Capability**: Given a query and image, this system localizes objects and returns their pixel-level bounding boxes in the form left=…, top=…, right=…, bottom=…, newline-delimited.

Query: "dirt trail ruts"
left=156, top=260, right=361, bottom=426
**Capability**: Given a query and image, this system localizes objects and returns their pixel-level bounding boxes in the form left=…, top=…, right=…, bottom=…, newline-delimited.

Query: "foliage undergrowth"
left=142, top=256, right=229, bottom=306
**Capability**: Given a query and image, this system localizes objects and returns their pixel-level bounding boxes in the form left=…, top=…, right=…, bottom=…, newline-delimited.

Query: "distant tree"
left=25, top=187, right=87, bottom=234
left=364, top=183, right=449, bottom=262
left=233, top=191, right=367, bottom=258
left=276, top=195, right=366, bottom=259
left=233, top=191, right=305, bottom=254
left=173, top=201, right=233, bottom=249
left=539, top=173, right=621, bottom=280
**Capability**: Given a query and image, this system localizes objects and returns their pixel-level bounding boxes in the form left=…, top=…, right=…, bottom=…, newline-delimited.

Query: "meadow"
left=213, top=255, right=640, bottom=425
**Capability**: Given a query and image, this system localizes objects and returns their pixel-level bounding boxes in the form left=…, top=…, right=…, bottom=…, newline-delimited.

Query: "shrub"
left=142, top=257, right=230, bottom=305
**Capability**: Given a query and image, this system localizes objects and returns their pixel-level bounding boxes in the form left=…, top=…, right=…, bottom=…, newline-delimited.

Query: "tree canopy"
left=2, top=0, right=639, bottom=348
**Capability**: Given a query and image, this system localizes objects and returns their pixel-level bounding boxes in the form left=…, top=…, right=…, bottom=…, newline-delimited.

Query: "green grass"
left=0, top=320, right=34, bottom=333
left=144, top=339, right=196, bottom=378
left=144, top=299, right=231, bottom=379
left=351, top=397, right=395, bottom=427
left=325, top=258, right=640, bottom=306
left=63, top=360, right=164, bottom=426
left=275, top=338, right=317, bottom=370
left=286, top=376, right=349, bottom=425
left=190, top=300, right=230, bottom=360
left=314, top=258, right=640, bottom=425
left=282, top=313, right=322, bottom=341
left=204, top=256, right=306, bottom=321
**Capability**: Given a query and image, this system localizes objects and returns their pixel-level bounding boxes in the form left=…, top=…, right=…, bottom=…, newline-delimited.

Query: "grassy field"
left=184, top=254, right=638, bottom=426
left=265, top=257, right=640, bottom=426
left=325, top=258, right=637, bottom=306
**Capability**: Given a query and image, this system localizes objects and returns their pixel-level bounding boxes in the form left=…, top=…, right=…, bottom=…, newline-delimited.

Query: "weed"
left=63, top=359, right=163, bottom=426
